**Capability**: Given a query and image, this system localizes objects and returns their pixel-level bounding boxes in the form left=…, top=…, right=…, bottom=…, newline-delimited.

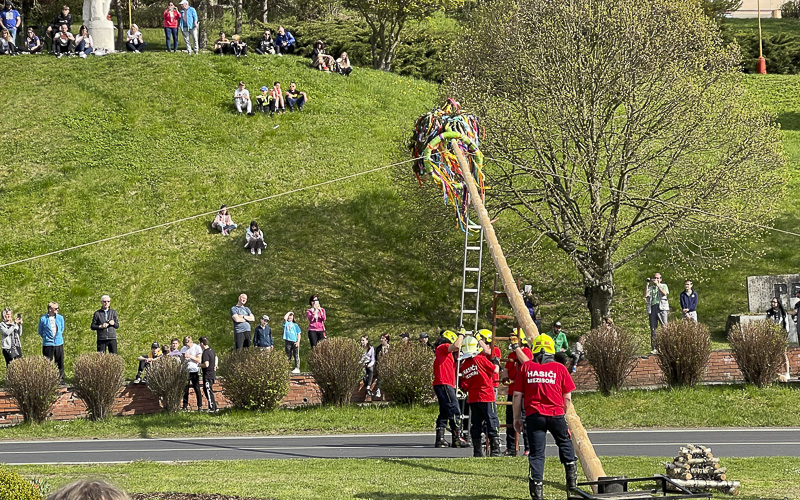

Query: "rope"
left=0, top=157, right=421, bottom=270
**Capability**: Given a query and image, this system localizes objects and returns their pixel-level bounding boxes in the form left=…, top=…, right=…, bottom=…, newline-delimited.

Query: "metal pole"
left=452, top=142, right=606, bottom=485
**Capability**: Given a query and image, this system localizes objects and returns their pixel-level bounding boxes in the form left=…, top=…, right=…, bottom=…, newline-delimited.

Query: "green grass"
left=10, top=456, right=800, bottom=499
left=2, top=385, right=798, bottom=440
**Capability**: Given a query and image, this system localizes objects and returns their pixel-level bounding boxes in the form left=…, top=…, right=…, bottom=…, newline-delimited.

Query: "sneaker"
left=181, top=407, right=190, bottom=412
left=251, top=248, right=255, bottom=255
left=572, top=365, right=577, bottom=373
left=375, top=389, right=381, bottom=398
left=277, top=53, right=283, bottom=57
left=291, top=368, right=300, bottom=374
left=57, top=53, right=62, bottom=58
left=257, top=248, right=262, bottom=255
left=222, top=229, right=229, bottom=236
left=134, top=49, right=140, bottom=53
left=366, top=389, right=373, bottom=397
left=79, top=52, right=87, bottom=58
left=133, top=377, right=141, bottom=384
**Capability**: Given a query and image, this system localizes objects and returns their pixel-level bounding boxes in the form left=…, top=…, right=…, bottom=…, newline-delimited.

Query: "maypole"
left=410, top=100, right=606, bottom=485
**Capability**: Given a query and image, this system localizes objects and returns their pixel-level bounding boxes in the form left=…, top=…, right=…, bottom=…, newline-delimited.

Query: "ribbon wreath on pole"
left=409, top=98, right=485, bottom=231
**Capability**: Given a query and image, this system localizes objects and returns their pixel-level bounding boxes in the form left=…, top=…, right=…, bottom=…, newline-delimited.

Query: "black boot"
left=565, top=461, right=578, bottom=490
left=472, top=439, right=486, bottom=457
left=489, top=437, right=502, bottom=457
left=529, top=480, right=543, bottom=500
left=451, top=430, right=468, bottom=448
left=434, top=428, right=449, bottom=448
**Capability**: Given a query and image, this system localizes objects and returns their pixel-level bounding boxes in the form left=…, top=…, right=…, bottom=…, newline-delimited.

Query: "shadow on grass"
left=778, top=111, right=800, bottom=131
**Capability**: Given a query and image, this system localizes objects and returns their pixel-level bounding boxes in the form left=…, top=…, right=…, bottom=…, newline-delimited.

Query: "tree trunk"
left=115, top=0, right=124, bottom=49
left=261, top=0, right=268, bottom=23
left=584, top=274, right=614, bottom=330
left=198, top=0, right=208, bottom=49
left=235, top=0, right=242, bottom=34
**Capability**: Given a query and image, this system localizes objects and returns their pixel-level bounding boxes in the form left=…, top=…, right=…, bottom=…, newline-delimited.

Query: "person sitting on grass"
left=230, top=34, right=247, bottom=57
left=233, top=81, right=253, bottom=115
left=336, top=51, right=352, bottom=76
left=134, top=341, right=162, bottom=384
left=213, top=30, right=230, bottom=55
left=245, top=220, right=266, bottom=255
left=255, top=86, right=275, bottom=114
left=310, top=39, right=335, bottom=72
left=255, top=29, right=276, bottom=55
left=46, top=5, right=72, bottom=52
left=274, top=25, right=295, bottom=55
left=0, top=28, right=17, bottom=54
left=212, top=204, right=237, bottom=235
left=285, top=81, right=307, bottom=112
left=52, top=23, right=73, bottom=57
left=271, top=81, right=286, bottom=113
left=24, top=27, right=41, bottom=53
left=126, top=24, right=146, bottom=52
left=75, top=25, right=93, bottom=58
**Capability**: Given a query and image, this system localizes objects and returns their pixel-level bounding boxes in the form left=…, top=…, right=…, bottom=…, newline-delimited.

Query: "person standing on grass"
left=178, top=0, right=198, bottom=54
left=254, top=315, right=273, bottom=350
left=373, top=333, right=390, bottom=399
left=644, top=272, right=669, bottom=353
left=39, top=302, right=65, bottom=383
left=283, top=311, right=301, bottom=373
left=91, top=294, right=120, bottom=354
left=181, top=335, right=203, bottom=411
left=230, top=293, right=254, bottom=350
left=163, top=1, right=181, bottom=52
left=679, top=280, right=698, bottom=322
left=306, top=294, right=327, bottom=348
left=1, top=307, right=22, bottom=366
left=199, top=336, right=218, bottom=412
left=3, top=1, right=21, bottom=44
left=360, top=335, right=375, bottom=396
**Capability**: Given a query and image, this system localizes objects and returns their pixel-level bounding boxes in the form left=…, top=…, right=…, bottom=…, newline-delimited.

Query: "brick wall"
left=1, top=347, right=797, bottom=425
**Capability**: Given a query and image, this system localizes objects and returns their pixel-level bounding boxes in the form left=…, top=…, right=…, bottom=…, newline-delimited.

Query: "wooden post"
left=452, top=142, right=607, bottom=485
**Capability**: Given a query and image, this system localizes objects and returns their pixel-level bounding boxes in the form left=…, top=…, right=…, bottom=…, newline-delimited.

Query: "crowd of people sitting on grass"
left=232, top=80, right=309, bottom=115
left=1, top=0, right=355, bottom=77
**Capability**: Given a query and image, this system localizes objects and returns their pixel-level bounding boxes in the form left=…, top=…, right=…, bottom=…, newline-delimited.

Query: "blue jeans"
left=526, top=413, right=576, bottom=482
left=164, top=27, right=179, bottom=51
left=76, top=40, right=93, bottom=55
left=287, top=95, right=305, bottom=111
left=7, top=27, right=16, bottom=44
left=433, top=384, right=461, bottom=430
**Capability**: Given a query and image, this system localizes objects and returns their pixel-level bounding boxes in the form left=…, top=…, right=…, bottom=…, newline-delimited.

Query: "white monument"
left=83, top=0, right=115, bottom=52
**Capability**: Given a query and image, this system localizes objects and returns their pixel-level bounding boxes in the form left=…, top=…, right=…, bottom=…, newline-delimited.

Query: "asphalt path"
left=1, top=428, right=798, bottom=464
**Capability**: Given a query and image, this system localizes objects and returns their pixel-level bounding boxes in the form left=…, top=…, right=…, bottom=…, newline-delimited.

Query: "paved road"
left=1, top=428, right=797, bottom=464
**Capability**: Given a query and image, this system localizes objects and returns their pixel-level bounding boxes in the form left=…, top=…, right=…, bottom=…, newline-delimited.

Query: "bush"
left=0, top=466, right=44, bottom=500
left=655, top=321, right=712, bottom=387
left=219, top=348, right=290, bottom=410
left=377, top=343, right=434, bottom=405
left=584, top=322, right=640, bottom=395
left=729, top=320, right=788, bottom=387
left=783, top=0, right=800, bottom=18
left=308, top=337, right=363, bottom=405
left=146, top=356, right=188, bottom=413
left=72, top=353, right=125, bottom=421
left=5, top=356, right=60, bottom=424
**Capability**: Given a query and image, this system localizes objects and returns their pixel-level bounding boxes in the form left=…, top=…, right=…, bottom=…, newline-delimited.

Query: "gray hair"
left=101, top=295, right=111, bottom=302
left=47, top=479, right=131, bottom=500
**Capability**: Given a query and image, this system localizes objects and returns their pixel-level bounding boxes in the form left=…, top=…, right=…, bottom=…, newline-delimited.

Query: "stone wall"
left=1, top=348, right=797, bottom=426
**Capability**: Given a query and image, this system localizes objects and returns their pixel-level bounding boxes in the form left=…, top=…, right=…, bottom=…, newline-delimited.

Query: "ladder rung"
left=465, top=267, right=480, bottom=272
left=463, top=288, right=479, bottom=293
left=495, top=336, right=511, bottom=341
left=466, top=246, right=481, bottom=250
left=462, top=309, right=477, bottom=314
left=496, top=315, right=515, bottom=320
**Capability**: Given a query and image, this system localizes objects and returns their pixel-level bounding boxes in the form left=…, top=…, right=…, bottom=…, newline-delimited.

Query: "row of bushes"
left=4, top=337, right=435, bottom=423
left=586, top=319, right=789, bottom=395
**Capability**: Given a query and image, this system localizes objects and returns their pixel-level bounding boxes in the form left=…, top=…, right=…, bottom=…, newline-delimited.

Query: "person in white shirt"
left=233, top=81, right=252, bottom=115
left=126, top=24, right=146, bottom=52
left=180, top=335, right=203, bottom=411
left=245, top=220, right=266, bottom=255
left=74, top=25, right=93, bottom=58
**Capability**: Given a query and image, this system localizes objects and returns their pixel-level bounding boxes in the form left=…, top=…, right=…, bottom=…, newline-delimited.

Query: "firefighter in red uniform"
left=501, top=328, right=533, bottom=456
left=433, top=330, right=468, bottom=448
left=458, top=334, right=501, bottom=456
left=512, top=334, right=577, bottom=500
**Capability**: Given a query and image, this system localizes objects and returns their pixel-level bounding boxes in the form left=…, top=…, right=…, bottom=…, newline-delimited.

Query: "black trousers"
left=234, top=331, right=251, bottom=350
left=469, top=401, right=499, bottom=441
left=434, top=384, right=461, bottom=430
left=42, top=344, right=65, bottom=381
left=3, top=348, right=21, bottom=366
left=526, top=413, right=576, bottom=482
left=203, top=377, right=217, bottom=410
left=97, top=338, right=117, bottom=354
left=285, top=342, right=299, bottom=370
left=308, top=330, right=324, bottom=348
left=183, top=371, right=202, bottom=408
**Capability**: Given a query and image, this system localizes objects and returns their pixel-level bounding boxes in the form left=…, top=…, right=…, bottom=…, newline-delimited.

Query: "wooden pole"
left=452, top=142, right=606, bottom=485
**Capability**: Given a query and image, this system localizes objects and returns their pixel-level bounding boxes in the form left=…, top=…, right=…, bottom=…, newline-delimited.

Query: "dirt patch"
left=130, top=494, right=272, bottom=500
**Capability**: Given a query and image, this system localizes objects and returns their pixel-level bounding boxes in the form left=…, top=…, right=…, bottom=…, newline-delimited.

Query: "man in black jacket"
left=91, top=295, right=119, bottom=354
left=46, top=5, right=72, bottom=51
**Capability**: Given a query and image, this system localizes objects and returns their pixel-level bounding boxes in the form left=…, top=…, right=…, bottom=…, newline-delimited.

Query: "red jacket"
left=163, top=9, right=181, bottom=28
left=433, top=343, right=456, bottom=387
left=459, top=354, right=496, bottom=403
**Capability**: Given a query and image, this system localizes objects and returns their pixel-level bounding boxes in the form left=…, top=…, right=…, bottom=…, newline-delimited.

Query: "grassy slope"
left=11, top=456, right=800, bottom=499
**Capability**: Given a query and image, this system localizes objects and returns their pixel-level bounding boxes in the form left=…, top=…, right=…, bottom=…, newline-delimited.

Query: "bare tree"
left=235, top=0, right=243, bottom=35
left=449, top=0, right=785, bottom=327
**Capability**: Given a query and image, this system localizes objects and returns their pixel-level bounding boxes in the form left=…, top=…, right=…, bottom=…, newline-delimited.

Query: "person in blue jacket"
left=275, top=26, right=295, bottom=55
left=178, top=0, right=199, bottom=54
left=38, top=302, right=65, bottom=383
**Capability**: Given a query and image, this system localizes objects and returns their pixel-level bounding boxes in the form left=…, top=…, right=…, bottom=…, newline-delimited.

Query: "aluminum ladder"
left=459, top=219, right=485, bottom=334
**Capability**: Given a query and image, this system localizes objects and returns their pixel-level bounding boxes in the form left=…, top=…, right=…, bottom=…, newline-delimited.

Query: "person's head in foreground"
left=47, top=479, right=130, bottom=500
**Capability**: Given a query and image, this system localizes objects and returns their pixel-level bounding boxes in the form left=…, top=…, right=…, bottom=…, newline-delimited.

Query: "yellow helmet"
left=442, top=330, right=458, bottom=343
left=531, top=334, right=556, bottom=354
left=477, top=329, right=493, bottom=344
left=512, top=328, right=529, bottom=345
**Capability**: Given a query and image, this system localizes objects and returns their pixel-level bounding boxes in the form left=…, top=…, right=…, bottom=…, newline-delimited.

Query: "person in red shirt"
left=513, top=334, right=577, bottom=500
left=433, top=329, right=468, bottom=448
left=501, top=328, right=533, bottom=456
left=459, top=334, right=500, bottom=457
